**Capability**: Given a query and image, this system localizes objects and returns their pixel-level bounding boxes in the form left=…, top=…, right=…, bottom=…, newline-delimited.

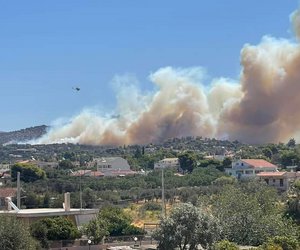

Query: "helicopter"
left=72, top=87, right=80, bottom=91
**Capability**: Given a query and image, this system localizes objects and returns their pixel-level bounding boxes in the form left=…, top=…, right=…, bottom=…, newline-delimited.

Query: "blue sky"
left=0, top=1, right=297, bottom=131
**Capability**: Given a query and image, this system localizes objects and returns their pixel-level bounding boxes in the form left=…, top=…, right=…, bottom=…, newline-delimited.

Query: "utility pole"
left=161, top=168, right=166, bottom=217
left=80, top=174, right=83, bottom=210
left=17, top=172, right=21, bottom=209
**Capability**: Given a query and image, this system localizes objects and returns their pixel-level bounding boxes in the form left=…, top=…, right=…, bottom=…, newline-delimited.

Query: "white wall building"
left=154, top=158, right=179, bottom=169
left=225, top=159, right=278, bottom=179
left=93, top=157, right=131, bottom=172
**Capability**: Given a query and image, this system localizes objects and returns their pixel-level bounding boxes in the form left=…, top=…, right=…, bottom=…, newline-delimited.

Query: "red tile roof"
left=70, top=170, right=91, bottom=177
left=242, top=159, right=277, bottom=168
left=0, top=188, right=17, bottom=198
left=89, top=171, right=104, bottom=177
left=257, top=171, right=286, bottom=177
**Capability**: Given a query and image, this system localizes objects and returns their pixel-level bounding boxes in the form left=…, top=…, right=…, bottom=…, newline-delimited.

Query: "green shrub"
left=140, top=202, right=161, bottom=211
left=259, top=236, right=300, bottom=250
left=213, top=240, right=239, bottom=250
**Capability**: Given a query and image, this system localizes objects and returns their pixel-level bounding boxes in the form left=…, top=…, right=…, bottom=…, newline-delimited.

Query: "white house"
left=154, top=158, right=179, bottom=169
left=93, top=157, right=130, bottom=171
left=257, top=171, right=300, bottom=192
left=225, top=159, right=278, bottom=179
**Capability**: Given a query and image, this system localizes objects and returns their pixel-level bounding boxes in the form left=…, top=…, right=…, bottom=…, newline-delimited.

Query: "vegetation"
left=11, top=162, right=46, bottom=182
left=205, top=180, right=298, bottom=246
left=212, top=240, right=239, bottom=250
left=30, top=216, right=81, bottom=248
left=258, top=236, right=300, bottom=250
left=154, top=203, right=221, bottom=250
left=83, top=206, right=144, bottom=243
left=3, top=137, right=300, bottom=248
left=0, top=215, right=38, bottom=250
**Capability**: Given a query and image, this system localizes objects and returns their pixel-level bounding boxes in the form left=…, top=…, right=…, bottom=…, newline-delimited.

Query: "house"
left=92, top=157, right=131, bottom=171
left=0, top=192, right=97, bottom=227
left=154, top=158, right=179, bottom=169
left=0, top=188, right=17, bottom=209
left=70, top=169, right=104, bottom=177
left=74, top=157, right=136, bottom=177
left=257, top=171, right=300, bottom=192
left=0, top=172, right=11, bottom=186
left=225, top=159, right=278, bottom=179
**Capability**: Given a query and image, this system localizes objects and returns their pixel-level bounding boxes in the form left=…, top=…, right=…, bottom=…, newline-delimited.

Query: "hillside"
left=0, top=125, right=48, bottom=145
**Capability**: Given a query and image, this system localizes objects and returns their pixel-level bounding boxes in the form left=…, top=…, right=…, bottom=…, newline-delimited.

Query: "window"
left=273, top=179, right=276, bottom=183
left=265, top=179, right=269, bottom=184
left=280, top=179, right=284, bottom=187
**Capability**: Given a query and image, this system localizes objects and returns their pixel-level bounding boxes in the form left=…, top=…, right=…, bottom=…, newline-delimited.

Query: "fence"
left=48, top=235, right=157, bottom=249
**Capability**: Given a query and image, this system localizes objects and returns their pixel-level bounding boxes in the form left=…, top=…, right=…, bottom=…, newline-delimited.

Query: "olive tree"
left=154, top=203, right=221, bottom=250
left=0, top=215, right=38, bottom=250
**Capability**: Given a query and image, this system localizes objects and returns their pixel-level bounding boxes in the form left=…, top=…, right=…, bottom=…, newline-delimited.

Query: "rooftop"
left=0, top=188, right=17, bottom=198
left=242, top=159, right=277, bottom=168
left=257, top=171, right=286, bottom=177
left=0, top=208, right=98, bottom=217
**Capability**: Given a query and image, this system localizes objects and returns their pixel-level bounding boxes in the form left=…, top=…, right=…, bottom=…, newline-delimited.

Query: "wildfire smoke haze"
left=35, top=8, right=300, bottom=145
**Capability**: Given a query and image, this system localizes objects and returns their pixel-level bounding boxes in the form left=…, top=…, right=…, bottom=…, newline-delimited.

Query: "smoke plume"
left=36, top=8, right=300, bottom=145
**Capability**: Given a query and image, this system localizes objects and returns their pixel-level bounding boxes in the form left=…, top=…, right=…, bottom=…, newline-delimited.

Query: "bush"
left=30, top=216, right=81, bottom=246
left=0, top=215, right=38, bottom=250
left=140, top=202, right=161, bottom=211
left=259, top=236, right=300, bottom=250
left=213, top=240, right=239, bottom=250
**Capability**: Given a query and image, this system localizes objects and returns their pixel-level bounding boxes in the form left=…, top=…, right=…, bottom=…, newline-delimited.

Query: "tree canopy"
left=30, top=216, right=81, bottom=248
left=0, top=215, right=38, bottom=250
left=154, top=203, right=221, bottom=250
left=11, top=162, right=46, bottom=182
left=178, top=152, right=197, bottom=173
left=206, top=181, right=298, bottom=246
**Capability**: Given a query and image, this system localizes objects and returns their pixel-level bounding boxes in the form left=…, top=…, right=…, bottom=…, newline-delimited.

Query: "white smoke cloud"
left=34, top=7, right=300, bottom=145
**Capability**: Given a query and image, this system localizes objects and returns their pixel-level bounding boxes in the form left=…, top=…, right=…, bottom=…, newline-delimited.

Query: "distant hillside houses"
left=225, top=159, right=300, bottom=192
left=154, top=158, right=179, bottom=169
left=77, top=157, right=137, bottom=177
left=225, top=159, right=278, bottom=179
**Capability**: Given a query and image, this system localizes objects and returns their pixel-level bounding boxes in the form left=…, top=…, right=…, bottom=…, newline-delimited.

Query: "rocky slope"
left=0, top=125, right=48, bottom=145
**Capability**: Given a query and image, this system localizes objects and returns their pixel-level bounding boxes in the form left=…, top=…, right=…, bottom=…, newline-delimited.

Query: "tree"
left=153, top=203, right=221, bottom=250
left=11, top=162, right=46, bottom=183
left=82, top=188, right=97, bottom=208
left=259, top=236, right=300, bottom=250
left=209, top=181, right=298, bottom=246
left=222, top=157, right=232, bottom=168
left=280, top=150, right=299, bottom=167
left=178, top=152, right=197, bottom=173
left=30, top=216, right=81, bottom=246
left=212, top=176, right=236, bottom=186
left=287, top=138, right=296, bottom=148
left=95, top=206, right=143, bottom=236
left=83, top=218, right=108, bottom=244
left=262, top=148, right=273, bottom=159
left=58, top=159, right=74, bottom=170
left=0, top=215, right=38, bottom=250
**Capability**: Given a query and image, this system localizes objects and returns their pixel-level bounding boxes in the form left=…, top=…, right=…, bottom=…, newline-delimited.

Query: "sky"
left=0, top=0, right=298, bottom=132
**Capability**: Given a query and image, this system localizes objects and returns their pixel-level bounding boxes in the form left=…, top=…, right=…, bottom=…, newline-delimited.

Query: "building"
left=257, top=171, right=300, bottom=192
left=82, top=157, right=136, bottom=177
left=225, top=159, right=278, bottom=179
left=0, top=192, right=97, bottom=227
left=0, top=188, right=16, bottom=209
left=154, top=158, right=179, bottom=169
left=92, top=157, right=131, bottom=171
left=70, top=169, right=104, bottom=177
